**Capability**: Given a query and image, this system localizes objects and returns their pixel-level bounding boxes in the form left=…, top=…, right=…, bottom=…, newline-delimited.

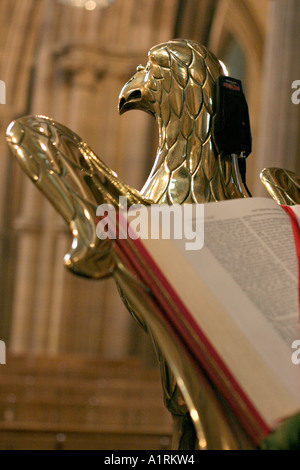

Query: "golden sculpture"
left=260, top=168, right=300, bottom=206
left=119, top=40, right=249, bottom=204
left=6, top=39, right=297, bottom=449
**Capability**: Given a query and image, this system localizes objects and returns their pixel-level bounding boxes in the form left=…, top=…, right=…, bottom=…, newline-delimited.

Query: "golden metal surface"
left=260, top=167, right=300, bottom=206
left=6, top=116, right=148, bottom=280
left=119, top=40, right=249, bottom=204
left=6, top=39, right=255, bottom=449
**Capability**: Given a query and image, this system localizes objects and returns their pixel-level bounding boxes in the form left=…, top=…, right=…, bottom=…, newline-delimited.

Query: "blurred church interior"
left=0, top=0, right=299, bottom=450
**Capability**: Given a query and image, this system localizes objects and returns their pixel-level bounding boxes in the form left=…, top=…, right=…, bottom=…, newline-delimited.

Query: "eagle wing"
left=260, top=167, right=300, bottom=206
left=6, top=115, right=148, bottom=279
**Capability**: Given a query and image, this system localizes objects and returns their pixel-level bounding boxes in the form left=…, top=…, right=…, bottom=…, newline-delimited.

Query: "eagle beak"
left=118, top=86, right=142, bottom=115
left=118, top=67, right=154, bottom=117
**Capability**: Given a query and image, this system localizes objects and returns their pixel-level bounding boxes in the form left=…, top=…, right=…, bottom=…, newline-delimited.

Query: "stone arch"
left=208, top=0, right=268, bottom=193
left=0, top=0, right=178, bottom=357
left=174, top=0, right=268, bottom=193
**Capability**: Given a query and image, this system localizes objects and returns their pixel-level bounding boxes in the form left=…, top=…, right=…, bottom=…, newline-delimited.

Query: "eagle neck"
left=141, top=113, right=249, bottom=203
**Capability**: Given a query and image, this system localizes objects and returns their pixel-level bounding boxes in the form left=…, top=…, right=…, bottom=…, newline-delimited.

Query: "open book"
left=114, top=197, right=300, bottom=445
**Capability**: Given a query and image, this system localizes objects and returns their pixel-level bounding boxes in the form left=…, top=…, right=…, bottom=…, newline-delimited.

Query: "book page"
left=143, top=197, right=300, bottom=427
left=202, top=199, right=298, bottom=347
left=177, top=198, right=299, bottom=398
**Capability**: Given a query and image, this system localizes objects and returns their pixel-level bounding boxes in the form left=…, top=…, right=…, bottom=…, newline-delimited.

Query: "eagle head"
left=119, top=39, right=247, bottom=204
left=119, top=39, right=225, bottom=120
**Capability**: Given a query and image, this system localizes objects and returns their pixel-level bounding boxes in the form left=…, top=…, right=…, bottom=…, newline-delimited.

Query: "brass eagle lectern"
left=6, top=39, right=300, bottom=450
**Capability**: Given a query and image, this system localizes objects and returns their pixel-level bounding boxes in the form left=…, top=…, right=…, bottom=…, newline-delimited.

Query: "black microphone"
left=214, top=76, right=252, bottom=195
left=214, top=76, right=252, bottom=156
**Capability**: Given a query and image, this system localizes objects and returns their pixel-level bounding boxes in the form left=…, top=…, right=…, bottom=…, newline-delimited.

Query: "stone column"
left=6, top=0, right=179, bottom=359
left=0, top=0, right=44, bottom=342
left=253, top=0, right=300, bottom=195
